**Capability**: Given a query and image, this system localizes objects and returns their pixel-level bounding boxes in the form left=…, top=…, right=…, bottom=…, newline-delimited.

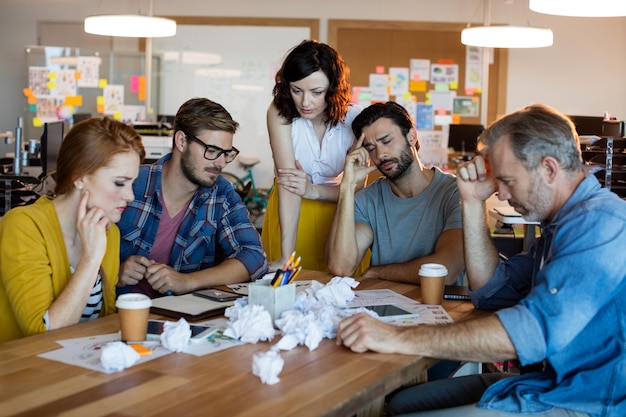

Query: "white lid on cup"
left=115, top=293, right=152, bottom=309
left=418, top=263, right=448, bottom=277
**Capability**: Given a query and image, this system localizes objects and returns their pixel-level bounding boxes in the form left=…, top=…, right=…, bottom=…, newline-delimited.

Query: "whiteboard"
left=153, top=25, right=311, bottom=188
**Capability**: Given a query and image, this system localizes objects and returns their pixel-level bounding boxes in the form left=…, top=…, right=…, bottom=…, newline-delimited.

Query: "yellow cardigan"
left=0, top=196, right=119, bottom=343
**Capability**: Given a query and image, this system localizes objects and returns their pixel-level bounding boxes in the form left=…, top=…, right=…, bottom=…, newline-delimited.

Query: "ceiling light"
left=529, top=0, right=626, bottom=17
left=84, top=15, right=176, bottom=38
left=461, top=25, right=554, bottom=48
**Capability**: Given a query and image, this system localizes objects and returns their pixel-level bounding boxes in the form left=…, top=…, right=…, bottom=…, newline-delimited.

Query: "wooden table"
left=0, top=271, right=490, bottom=417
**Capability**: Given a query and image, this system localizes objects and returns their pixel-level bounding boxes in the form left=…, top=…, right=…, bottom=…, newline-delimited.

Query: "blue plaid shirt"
left=118, top=154, right=267, bottom=291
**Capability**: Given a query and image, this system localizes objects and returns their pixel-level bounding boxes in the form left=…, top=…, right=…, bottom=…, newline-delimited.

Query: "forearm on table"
left=185, top=258, right=251, bottom=290
left=364, top=230, right=464, bottom=285
left=400, top=315, right=517, bottom=362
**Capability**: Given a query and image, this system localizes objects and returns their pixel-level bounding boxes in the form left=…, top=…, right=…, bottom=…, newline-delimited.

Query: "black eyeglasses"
left=184, top=132, right=240, bottom=163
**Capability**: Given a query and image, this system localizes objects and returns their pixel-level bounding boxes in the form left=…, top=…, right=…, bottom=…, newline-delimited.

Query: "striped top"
left=75, top=266, right=103, bottom=322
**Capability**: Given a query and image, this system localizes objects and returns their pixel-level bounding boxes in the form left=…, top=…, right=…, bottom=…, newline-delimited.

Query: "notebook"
left=150, top=293, right=235, bottom=321
left=443, top=285, right=471, bottom=301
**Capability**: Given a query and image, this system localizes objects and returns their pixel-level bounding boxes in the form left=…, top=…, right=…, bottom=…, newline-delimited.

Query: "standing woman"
left=0, top=117, right=144, bottom=342
left=262, top=40, right=369, bottom=272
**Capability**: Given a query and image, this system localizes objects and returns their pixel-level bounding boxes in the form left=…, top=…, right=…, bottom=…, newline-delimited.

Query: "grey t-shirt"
left=354, top=168, right=462, bottom=267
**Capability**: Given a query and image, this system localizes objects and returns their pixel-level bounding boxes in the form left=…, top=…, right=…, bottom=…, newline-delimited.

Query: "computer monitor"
left=40, top=121, right=64, bottom=177
left=567, top=115, right=604, bottom=136
left=448, top=124, right=484, bottom=155
left=73, top=113, right=92, bottom=124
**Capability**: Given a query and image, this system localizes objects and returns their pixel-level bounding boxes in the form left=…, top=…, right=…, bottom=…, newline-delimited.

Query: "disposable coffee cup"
left=116, top=294, right=152, bottom=342
left=419, top=263, right=448, bottom=305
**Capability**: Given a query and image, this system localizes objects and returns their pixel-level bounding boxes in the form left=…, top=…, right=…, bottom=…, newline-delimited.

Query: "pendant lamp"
left=529, top=0, right=626, bottom=17
left=461, top=0, right=553, bottom=48
left=461, top=25, right=553, bottom=48
left=84, top=14, right=176, bottom=38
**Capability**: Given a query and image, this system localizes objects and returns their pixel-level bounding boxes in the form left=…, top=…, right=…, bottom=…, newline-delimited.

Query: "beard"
left=180, top=147, right=221, bottom=188
left=376, top=145, right=414, bottom=181
left=512, top=173, right=552, bottom=223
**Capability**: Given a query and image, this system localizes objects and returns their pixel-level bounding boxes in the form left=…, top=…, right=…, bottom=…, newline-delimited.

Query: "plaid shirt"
left=118, top=154, right=267, bottom=283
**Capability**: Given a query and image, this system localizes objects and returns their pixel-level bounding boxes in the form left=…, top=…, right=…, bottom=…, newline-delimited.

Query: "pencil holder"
left=248, top=280, right=295, bottom=322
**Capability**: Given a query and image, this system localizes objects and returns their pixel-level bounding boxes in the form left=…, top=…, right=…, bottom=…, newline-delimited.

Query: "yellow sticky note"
left=99, top=79, right=108, bottom=88
left=33, top=118, right=43, bottom=127
left=475, top=87, right=482, bottom=94
left=65, top=95, right=83, bottom=106
left=47, top=81, right=56, bottom=90
left=97, top=96, right=105, bottom=105
left=449, top=81, right=458, bottom=90
left=113, top=112, right=122, bottom=120
left=409, top=80, right=427, bottom=92
left=49, top=72, right=57, bottom=80
left=425, top=99, right=431, bottom=105
left=403, top=92, right=412, bottom=101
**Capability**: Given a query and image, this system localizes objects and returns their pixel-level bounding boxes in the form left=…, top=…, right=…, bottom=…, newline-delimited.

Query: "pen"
left=271, top=270, right=284, bottom=287
left=280, top=269, right=291, bottom=286
left=286, top=266, right=302, bottom=284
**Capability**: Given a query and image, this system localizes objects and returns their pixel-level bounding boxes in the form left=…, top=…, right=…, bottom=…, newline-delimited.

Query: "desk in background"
left=489, top=208, right=540, bottom=252
left=0, top=270, right=488, bottom=417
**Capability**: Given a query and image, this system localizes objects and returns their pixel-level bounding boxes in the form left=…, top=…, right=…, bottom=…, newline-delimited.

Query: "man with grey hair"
left=336, top=104, right=626, bottom=417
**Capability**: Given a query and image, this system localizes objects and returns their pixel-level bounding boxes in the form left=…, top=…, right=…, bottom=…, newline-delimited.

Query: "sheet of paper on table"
left=37, top=318, right=245, bottom=372
left=350, top=289, right=454, bottom=326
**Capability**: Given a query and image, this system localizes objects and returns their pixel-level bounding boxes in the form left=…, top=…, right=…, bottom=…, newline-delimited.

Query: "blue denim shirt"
left=471, top=175, right=626, bottom=417
left=118, top=155, right=267, bottom=295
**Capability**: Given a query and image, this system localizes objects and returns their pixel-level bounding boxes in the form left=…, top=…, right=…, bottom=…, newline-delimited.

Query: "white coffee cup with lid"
left=419, top=263, right=448, bottom=305
left=116, top=294, right=152, bottom=342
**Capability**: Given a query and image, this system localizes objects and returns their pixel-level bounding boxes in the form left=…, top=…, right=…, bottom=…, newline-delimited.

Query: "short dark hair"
left=352, top=101, right=416, bottom=143
left=272, top=40, right=350, bottom=127
left=173, top=97, right=239, bottom=137
left=55, top=117, right=145, bottom=195
left=479, top=104, right=584, bottom=174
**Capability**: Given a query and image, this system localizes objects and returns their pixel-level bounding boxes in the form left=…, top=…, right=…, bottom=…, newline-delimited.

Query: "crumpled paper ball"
left=100, top=341, right=141, bottom=372
left=160, top=318, right=191, bottom=352
left=313, top=276, right=359, bottom=308
left=274, top=309, right=324, bottom=351
left=252, top=348, right=284, bottom=385
left=223, top=304, right=274, bottom=343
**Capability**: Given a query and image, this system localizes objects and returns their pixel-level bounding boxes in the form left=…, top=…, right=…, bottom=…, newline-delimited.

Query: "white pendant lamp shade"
left=84, top=15, right=176, bottom=38
left=461, top=25, right=554, bottom=48
left=529, top=0, right=626, bottom=17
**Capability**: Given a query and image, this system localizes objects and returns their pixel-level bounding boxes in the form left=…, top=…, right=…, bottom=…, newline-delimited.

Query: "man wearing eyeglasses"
left=117, top=97, right=268, bottom=298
